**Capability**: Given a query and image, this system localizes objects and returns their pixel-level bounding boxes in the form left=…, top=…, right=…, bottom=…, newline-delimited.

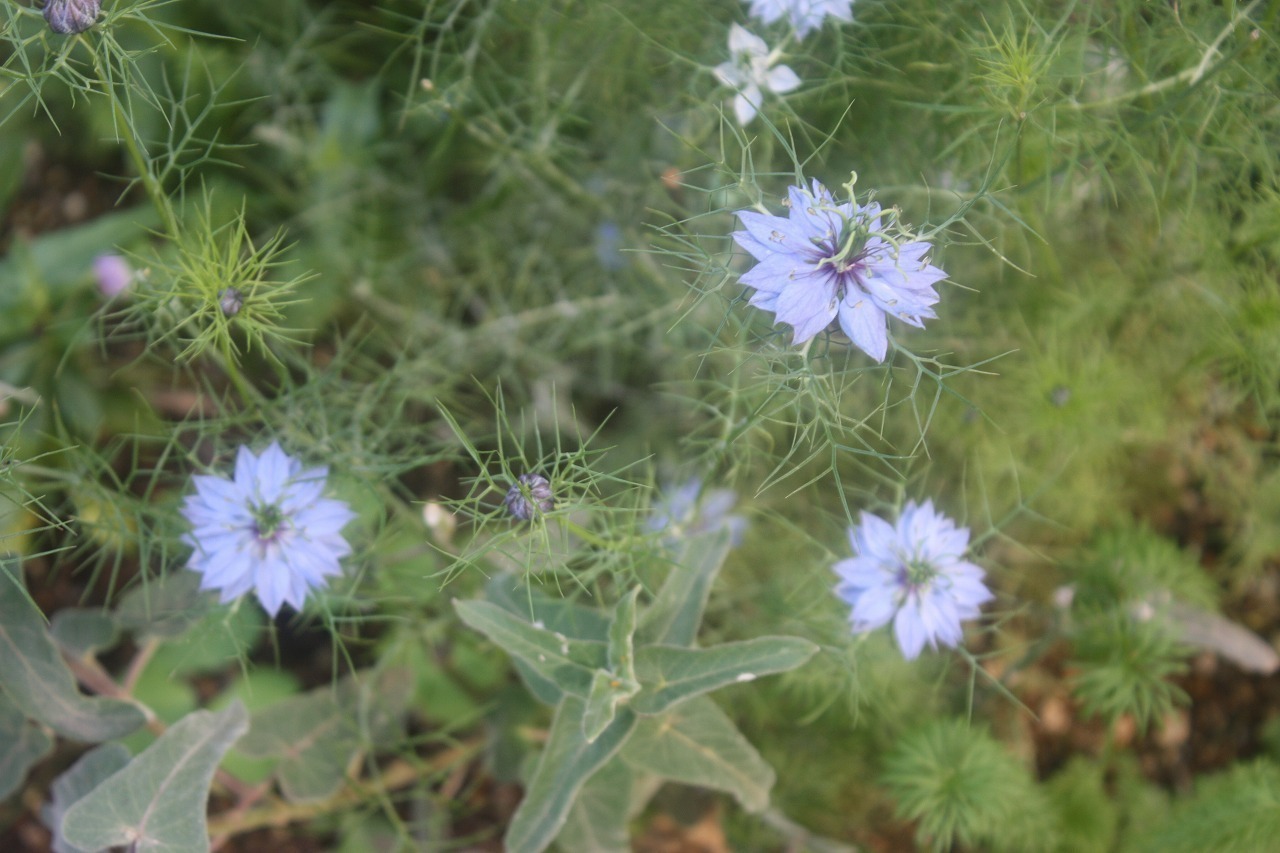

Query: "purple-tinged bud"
left=504, top=473, right=554, bottom=521
left=43, top=0, right=100, bottom=34
left=93, top=254, right=133, bottom=298
left=219, top=287, right=243, bottom=317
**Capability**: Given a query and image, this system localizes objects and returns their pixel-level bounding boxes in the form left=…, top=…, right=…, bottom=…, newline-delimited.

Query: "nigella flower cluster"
left=181, top=443, right=356, bottom=617
left=733, top=179, right=947, bottom=362
left=746, top=0, right=854, bottom=40
left=713, top=24, right=801, bottom=127
left=833, top=500, right=993, bottom=659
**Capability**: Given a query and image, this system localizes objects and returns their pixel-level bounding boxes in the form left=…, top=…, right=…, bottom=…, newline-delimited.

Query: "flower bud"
left=218, top=287, right=243, bottom=317
left=43, top=0, right=100, bottom=34
left=504, top=473, right=554, bottom=521
left=93, top=254, right=133, bottom=298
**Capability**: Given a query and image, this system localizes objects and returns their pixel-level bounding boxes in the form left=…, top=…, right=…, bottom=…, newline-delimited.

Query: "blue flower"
left=181, top=442, right=356, bottom=617
left=43, top=0, right=100, bottom=34
left=733, top=180, right=947, bottom=361
left=746, top=0, right=854, bottom=40
left=833, top=500, right=992, bottom=660
left=647, top=477, right=747, bottom=545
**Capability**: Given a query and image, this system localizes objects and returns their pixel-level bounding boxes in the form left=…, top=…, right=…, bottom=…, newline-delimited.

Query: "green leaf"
left=506, top=696, right=638, bottom=853
left=0, top=567, right=146, bottom=742
left=50, top=609, right=120, bottom=660
left=630, top=637, right=818, bottom=716
left=607, top=588, right=640, bottom=681
left=0, top=692, right=53, bottom=800
left=636, top=529, right=732, bottom=647
left=236, top=668, right=411, bottom=803
left=60, top=702, right=250, bottom=853
left=454, top=599, right=606, bottom=699
left=554, top=757, right=634, bottom=853
left=581, top=669, right=640, bottom=745
left=115, top=571, right=211, bottom=640
left=621, top=696, right=774, bottom=812
left=41, top=743, right=132, bottom=853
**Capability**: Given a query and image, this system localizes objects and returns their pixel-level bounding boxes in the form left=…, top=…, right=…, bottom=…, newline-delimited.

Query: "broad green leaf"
left=485, top=574, right=611, bottom=642
left=607, top=588, right=640, bottom=680
left=0, top=692, right=52, bottom=800
left=115, top=571, right=210, bottom=640
left=554, top=757, right=634, bottom=853
left=483, top=576, right=612, bottom=705
left=506, top=696, right=638, bottom=853
left=581, top=669, right=640, bottom=744
left=636, top=529, right=732, bottom=647
left=41, top=743, right=131, bottom=853
left=0, top=569, right=146, bottom=742
left=630, top=637, right=818, bottom=716
left=141, top=601, right=265, bottom=677
left=454, top=599, right=606, bottom=699
left=621, top=696, right=775, bottom=812
left=51, top=609, right=120, bottom=660
left=581, top=589, right=644, bottom=743
left=61, top=702, right=249, bottom=853
left=236, top=668, right=411, bottom=803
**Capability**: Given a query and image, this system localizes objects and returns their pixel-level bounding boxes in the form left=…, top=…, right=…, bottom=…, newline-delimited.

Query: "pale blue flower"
left=43, top=0, right=100, bottom=34
left=93, top=254, right=133, bottom=298
left=713, top=24, right=801, bottom=126
left=833, top=500, right=992, bottom=660
left=647, top=477, right=747, bottom=545
left=747, top=0, right=854, bottom=39
left=181, top=442, right=356, bottom=617
left=733, top=180, right=947, bottom=361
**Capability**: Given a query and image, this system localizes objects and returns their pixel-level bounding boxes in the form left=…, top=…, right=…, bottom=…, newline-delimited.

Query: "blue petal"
left=836, top=295, right=889, bottom=362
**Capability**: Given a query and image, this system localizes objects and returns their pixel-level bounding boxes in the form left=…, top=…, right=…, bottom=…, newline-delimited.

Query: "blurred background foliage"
left=3, top=0, right=1280, bottom=849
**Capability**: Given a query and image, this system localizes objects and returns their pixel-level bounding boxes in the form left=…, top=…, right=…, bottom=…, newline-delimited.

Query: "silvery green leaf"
left=621, top=696, right=773, bottom=812
left=0, top=568, right=145, bottom=742
left=60, top=702, right=249, bottom=853
left=42, top=743, right=131, bottom=853
left=0, top=691, right=52, bottom=800
left=553, top=757, right=633, bottom=853
left=505, top=696, right=637, bottom=853
left=50, top=609, right=120, bottom=660
left=454, top=599, right=606, bottom=699
left=630, top=637, right=818, bottom=715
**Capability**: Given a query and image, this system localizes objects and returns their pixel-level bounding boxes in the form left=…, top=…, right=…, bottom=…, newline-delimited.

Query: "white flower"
left=713, top=24, right=801, bottom=126
left=747, top=0, right=854, bottom=40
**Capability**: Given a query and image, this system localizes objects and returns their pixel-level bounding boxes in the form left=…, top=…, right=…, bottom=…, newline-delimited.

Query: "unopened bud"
left=503, top=473, right=554, bottom=521
left=218, top=287, right=243, bottom=317
left=93, top=254, right=132, bottom=298
left=43, top=0, right=100, bottom=34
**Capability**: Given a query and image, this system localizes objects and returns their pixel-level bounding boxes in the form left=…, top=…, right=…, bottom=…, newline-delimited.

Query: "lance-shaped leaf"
left=554, top=757, right=634, bottom=853
left=454, top=599, right=606, bottom=699
left=621, top=696, right=775, bottom=812
left=581, top=589, right=643, bottom=742
left=636, top=529, right=732, bottom=647
left=0, top=569, right=146, bottom=742
left=236, top=668, right=412, bottom=803
left=506, top=696, right=638, bottom=853
left=484, top=577, right=611, bottom=705
left=630, top=637, right=818, bottom=716
left=60, top=701, right=249, bottom=853
left=41, top=743, right=131, bottom=853
left=115, top=571, right=209, bottom=640
left=0, top=691, right=52, bottom=800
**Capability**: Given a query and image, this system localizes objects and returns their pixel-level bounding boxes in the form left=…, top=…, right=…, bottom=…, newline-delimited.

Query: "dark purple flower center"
left=251, top=502, right=288, bottom=544
left=897, top=556, right=939, bottom=592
